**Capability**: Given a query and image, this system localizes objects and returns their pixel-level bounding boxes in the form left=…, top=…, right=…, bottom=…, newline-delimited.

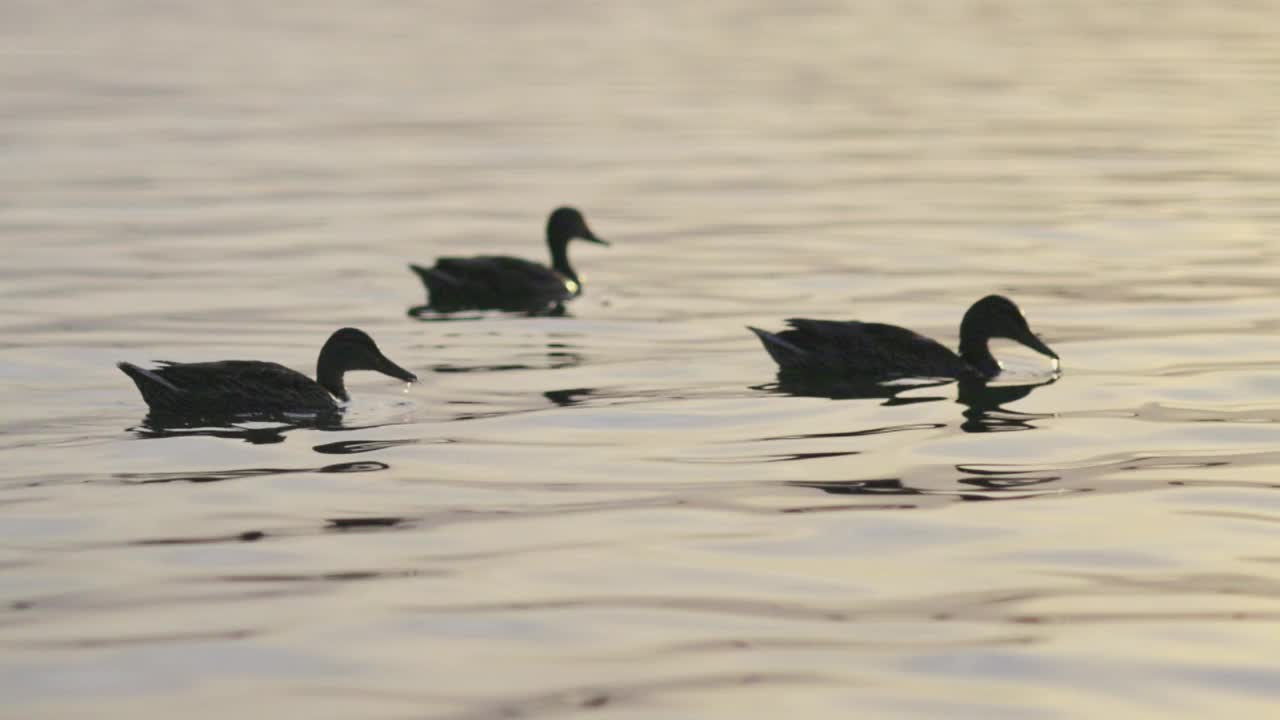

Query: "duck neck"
left=958, top=324, right=1001, bottom=379
left=316, top=357, right=349, bottom=401
left=548, top=238, right=578, bottom=285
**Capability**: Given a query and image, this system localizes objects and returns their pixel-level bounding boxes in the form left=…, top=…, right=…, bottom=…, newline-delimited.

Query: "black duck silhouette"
left=409, top=206, right=609, bottom=313
left=118, top=328, right=416, bottom=417
left=750, top=295, right=1058, bottom=380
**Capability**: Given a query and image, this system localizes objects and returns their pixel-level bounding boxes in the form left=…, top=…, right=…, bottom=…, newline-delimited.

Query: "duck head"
left=547, top=206, right=608, bottom=247
left=316, top=328, right=418, bottom=402
left=546, top=206, right=608, bottom=287
left=958, top=295, right=1058, bottom=378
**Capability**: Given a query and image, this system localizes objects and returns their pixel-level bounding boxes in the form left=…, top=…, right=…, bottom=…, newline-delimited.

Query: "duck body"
left=410, top=255, right=575, bottom=313
left=750, top=295, right=1058, bottom=381
left=118, top=328, right=417, bottom=418
left=751, top=320, right=973, bottom=379
left=410, top=207, right=608, bottom=313
left=118, top=360, right=341, bottom=415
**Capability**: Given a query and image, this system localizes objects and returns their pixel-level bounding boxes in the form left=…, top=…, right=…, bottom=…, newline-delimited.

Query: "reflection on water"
left=543, top=387, right=596, bottom=407
left=326, top=516, right=409, bottom=530
left=758, top=374, right=1057, bottom=433
left=311, top=438, right=421, bottom=454
left=957, top=377, right=1059, bottom=433
left=113, top=460, right=389, bottom=485
left=130, top=414, right=424, bottom=447
left=408, top=302, right=570, bottom=320
left=790, top=465, right=1078, bottom=504
left=758, top=376, right=956, bottom=404
left=428, top=342, right=583, bottom=373
left=4, top=0, right=1280, bottom=718
left=130, top=416, right=335, bottom=445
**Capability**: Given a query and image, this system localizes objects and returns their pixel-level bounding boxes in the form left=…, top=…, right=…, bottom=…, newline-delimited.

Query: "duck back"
left=752, top=319, right=971, bottom=378
left=118, top=360, right=337, bottom=416
left=411, top=256, right=572, bottom=312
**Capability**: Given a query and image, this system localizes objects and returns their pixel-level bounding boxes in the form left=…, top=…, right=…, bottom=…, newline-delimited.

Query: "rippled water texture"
left=4, top=2, right=1280, bottom=718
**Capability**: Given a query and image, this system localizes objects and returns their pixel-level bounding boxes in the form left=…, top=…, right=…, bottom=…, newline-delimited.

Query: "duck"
left=409, top=206, right=609, bottom=312
left=749, top=294, right=1058, bottom=380
left=118, top=327, right=417, bottom=416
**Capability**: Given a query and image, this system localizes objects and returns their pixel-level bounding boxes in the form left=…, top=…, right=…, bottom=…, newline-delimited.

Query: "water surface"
left=4, top=2, right=1280, bottom=718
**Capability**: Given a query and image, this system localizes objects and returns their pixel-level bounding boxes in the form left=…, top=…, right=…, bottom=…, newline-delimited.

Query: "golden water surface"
left=3, top=2, right=1280, bottom=718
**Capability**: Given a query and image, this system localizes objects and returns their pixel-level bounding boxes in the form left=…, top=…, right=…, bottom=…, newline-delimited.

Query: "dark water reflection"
left=759, top=376, right=956, bottom=404
left=543, top=387, right=596, bottom=407
left=760, top=375, right=1057, bottom=433
left=129, top=415, right=331, bottom=445
left=429, top=345, right=583, bottom=374
left=114, top=460, right=389, bottom=485
left=957, top=377, right=1059, bottom=433
left=791, top=472, right=1078, bottom=505
left=408, top=301, right=569, bottom=320
left=311, top=438, right=421, bottom=454
left=131, top=414, right=426, bottom=449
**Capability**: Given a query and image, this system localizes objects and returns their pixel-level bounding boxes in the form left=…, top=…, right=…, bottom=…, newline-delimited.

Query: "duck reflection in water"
left=131, top=415, right=420, bottom=447
left=792, top=463, right=1069, bottom=504
left=956, top=376, right=1058, bottom=433
left=114, top=458, right=389, bottom=485
left=759, top=374, right=1057, bottom=433
left=544, top=387, right=597, bottom=407
left=130, top=416, right=330, bottom=445
left=429, top=343, right=583, bottom=374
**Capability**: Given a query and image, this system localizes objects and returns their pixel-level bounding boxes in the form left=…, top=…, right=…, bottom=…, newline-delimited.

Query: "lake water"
left=4, top=2, right=1280, bottom=718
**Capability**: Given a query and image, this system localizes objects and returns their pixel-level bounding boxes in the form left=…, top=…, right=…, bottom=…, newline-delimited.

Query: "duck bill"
left=1019, top=331, right=1059, bottom=365
left=374, top=353, right=418, bottom=383
left=581, top=230, right=610, bottom=246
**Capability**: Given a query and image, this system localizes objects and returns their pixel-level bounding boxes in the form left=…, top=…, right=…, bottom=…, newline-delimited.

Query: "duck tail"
left=408, top=263, right=460, bottom=290
left=118, top=362, right=183, bottom=407
left=747, top=326, right=809, bottom=369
